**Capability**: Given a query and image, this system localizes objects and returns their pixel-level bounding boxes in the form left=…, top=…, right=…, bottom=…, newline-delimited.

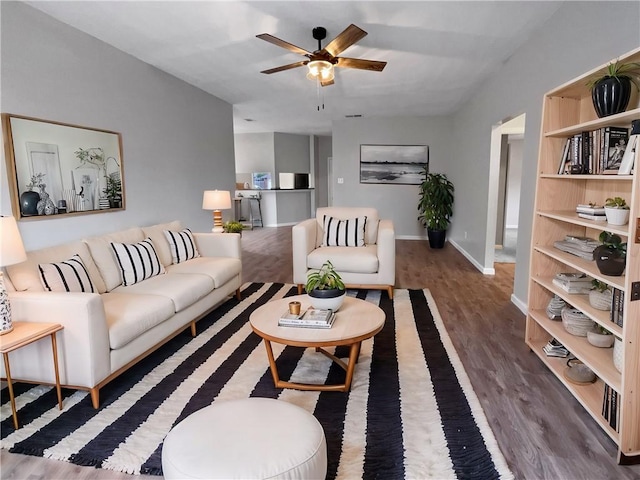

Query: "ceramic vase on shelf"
left=604, top=207, right=630, bottom=226
left=20, top=189, right=40, bottom=216
left=36, top=185, right=56, bottom=215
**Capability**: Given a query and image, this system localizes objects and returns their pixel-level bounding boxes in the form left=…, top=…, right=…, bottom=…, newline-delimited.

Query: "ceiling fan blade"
left=256, top=33, right=311, bottom=56
left=260, top=61, right=308, bottom=74
left=324, top=24, right=367, bottom=57
left=336, top=57, right=387, bottom=72
left=320, top=78, right=335, bottom=87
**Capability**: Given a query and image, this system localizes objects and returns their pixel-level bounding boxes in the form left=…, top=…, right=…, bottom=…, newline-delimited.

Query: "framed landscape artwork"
left=360, top=144, right=428, bottom=185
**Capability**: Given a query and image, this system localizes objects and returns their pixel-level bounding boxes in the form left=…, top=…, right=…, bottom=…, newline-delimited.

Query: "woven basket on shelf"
left=561, top=307, right=595, bottom=336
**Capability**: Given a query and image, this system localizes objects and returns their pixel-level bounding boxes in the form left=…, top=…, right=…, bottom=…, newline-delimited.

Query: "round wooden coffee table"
left=250, top=295, right=385, bottom=392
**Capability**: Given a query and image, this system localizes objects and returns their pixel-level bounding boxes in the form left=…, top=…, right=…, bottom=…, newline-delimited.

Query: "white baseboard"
left=449, top=239, right=495, bottom=275
left=511, top=293, right=527, bottom=315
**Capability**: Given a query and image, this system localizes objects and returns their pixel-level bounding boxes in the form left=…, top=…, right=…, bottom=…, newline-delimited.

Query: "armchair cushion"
left=322, top=215, right=367, bottom=247
left=308, top=246, right=379, bottom=274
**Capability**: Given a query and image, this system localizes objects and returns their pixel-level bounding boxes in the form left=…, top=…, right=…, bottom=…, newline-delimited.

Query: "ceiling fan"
left=257, top=24, right=387, bottom=87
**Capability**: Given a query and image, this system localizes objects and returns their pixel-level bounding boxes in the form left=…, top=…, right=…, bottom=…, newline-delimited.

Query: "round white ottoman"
left=161, top=397, right=327, bottom=479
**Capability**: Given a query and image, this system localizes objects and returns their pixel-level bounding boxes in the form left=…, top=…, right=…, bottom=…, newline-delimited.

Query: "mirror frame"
left=2, top=113, right=125, bottom=220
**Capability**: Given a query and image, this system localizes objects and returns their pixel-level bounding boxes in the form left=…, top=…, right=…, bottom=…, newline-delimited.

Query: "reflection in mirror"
left=2, top=114, right=124, bottom=220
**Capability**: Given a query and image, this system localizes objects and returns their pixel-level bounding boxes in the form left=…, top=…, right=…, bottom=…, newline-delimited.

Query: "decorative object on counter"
left=603, top=196, right=630, bottom=226
left=0, top=216, right=27, bottom=335
left=587, top=60, right=640, bottom=118
left=564, top=358, right=596, bottom=385
left=305, top=260, right=346, bottom=311
left=613, top=337, right=623, bottom=373
left=36, top=184, right=56, bottom=215
left=546, top=295, right=566, bottom=320
left=593, top=231, right=627, bottom=276
left=202, top=190, right=232, bottom=233
left=587, top=326, right=615, bottom=348
left=561, top=307, right=595, bottom=336
left=589, top=280, right=613, bottom=311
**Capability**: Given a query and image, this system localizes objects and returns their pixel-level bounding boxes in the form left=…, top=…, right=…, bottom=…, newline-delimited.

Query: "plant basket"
left=561, top=307, right=595, bottom=336
left=588, top=289, right=613, bottom=311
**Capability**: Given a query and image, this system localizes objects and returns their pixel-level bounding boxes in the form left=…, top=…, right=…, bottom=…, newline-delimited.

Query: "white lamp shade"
left=202, top=190, right=231, bottom=210
left=0, top=216, right=27, bottom=267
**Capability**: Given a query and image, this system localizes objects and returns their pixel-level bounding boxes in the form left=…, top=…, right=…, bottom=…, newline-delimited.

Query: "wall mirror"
left=2, top=113, right=125, bottom=220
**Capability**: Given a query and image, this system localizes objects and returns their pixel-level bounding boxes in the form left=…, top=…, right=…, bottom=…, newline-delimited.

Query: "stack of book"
left=553, top=234, right=600, bottom=261
left=278, top=308, right=336, bottom=329
left=557, top=126, right=629, bottom=175
left=575, top=204, right=606, bottom=222
left=543, top=338, right=569, bottom=358
left=552, top=272, right=593, bottom=294
left=603, top=384, right=620, bottom=432
left=611, top=288, right=625, bottom=327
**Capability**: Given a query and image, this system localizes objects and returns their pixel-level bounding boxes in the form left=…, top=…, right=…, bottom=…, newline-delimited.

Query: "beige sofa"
left=292, top=207, right=395, bottom=298
left=2, top=221, right=242, bottom=408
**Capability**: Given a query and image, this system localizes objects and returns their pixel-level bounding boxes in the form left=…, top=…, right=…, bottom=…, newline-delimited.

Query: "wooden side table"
left=0, top=322, right=64, bottom=429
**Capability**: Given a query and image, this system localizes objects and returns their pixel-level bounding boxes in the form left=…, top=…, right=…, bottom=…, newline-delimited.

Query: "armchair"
left=292, top=207, right=395, bottom=298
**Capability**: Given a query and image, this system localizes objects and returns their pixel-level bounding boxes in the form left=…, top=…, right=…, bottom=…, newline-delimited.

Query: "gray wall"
left=447, top=1, right=640, bottom=307
left=314, top=135, right=332, bottom=207
left=1, top=2, right=236, bottom=250
left=273, top=133, right=310, bottom=180
left=331, top=116, right=453, bottom=238
left=506, top=138, right=523, bottom=229
left=234, top=133, right=275, bottom=175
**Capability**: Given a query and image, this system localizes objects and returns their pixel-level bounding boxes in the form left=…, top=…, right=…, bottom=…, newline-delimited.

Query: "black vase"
left=593, top=245, right=626, bottom=276
left=591, top=76, right=632, bottom=118
left=427, top=229, right=446, bottom=249
left=20, top=190, right=40, bottom=216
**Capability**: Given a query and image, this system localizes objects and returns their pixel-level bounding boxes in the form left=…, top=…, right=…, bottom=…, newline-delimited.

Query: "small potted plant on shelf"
left=589, top=279, right=612, bottom=311
left=305, top=260, right=346, bottom=311
left=417, top=169, right=454, bottom=249
left=587, top=325, right=615, bottom=348
left=593, top=231, right=627, bottom=276
left=223, top=221, right=244, bottom=235
left=603, top=196, right=630, bottom=226
left=586, top=59, right=640, bottom=118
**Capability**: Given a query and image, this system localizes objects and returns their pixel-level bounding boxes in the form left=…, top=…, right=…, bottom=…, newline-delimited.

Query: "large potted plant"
left=593, top=231, right=627, bottom=276
left=587, top=60, right=640, bottom=118
left=418, top=170, right=454, bottom=249
left=305, top=260, right=346, bottom=311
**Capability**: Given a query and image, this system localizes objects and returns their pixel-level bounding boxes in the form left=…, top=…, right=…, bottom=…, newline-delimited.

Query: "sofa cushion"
left=84, top=227, right=145, bottom=291
left=102, top=292, right=175, bottom=349
left=38, top=254, right=96, bottom=293
left=6, top=241, right=107, bottom=293
left=164, top=228, right=200, bottom=264
left=322, top=215, right=367, bottom=247
left=308, top=245, right=379, bottom=274
left=142, top=220, right=183, bottom=267
left=111, top=238, right=165, bottom=286
left=166, top=257, right=241, bottom=288
left=112, top=272, right=214, bottom=312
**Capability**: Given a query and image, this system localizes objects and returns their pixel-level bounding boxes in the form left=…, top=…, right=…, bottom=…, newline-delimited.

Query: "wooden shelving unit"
left=526, top=47, right=640, bottom=464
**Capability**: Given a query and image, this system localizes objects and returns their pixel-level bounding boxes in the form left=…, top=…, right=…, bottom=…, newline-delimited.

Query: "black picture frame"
left=360, top=144, right=428, bottom=185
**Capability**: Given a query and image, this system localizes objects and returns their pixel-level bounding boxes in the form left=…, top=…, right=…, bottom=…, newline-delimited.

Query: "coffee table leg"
left=50, top=332, right=63, bottom=410
left=344, top=342, right=362, bottom=391
left=3, top=352, right=19, bottom=429
left=263, top=340, right=281, bottom=387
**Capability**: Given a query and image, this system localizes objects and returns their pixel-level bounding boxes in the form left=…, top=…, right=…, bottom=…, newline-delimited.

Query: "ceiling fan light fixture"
left=306, top=60, right=334, bottom=81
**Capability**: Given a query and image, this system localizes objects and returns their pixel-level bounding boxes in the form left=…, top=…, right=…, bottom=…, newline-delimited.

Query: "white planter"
left=613, top=337, right=623, bottom=373
left=604, top=207, right=630, bottom=226
left=589, top=289, right=612, bottom=311
left=587, top=330, right=614, bottom=348
left=307, top=291, right=346, bottom=312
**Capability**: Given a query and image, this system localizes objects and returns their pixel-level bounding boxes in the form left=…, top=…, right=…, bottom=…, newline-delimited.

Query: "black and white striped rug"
left=1, top=283, right=513, bottom=479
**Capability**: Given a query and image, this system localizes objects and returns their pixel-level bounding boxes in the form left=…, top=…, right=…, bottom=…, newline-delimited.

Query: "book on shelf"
left=556, top=126, right=631, bottom=175
left=278, top=308, right=336, bottom=329
left=553, top=239, right=599, bottom=260
left=575, top=204, right=605, bottom=215
left=611, top=288, right=625, bottom=327
left=543, top=338, right=569, bottom=358
left=552, top=272, right=593, bottom=294
left=603, top=126, right=629, bottom=174
left=557, top=138, right=572, bottom=174
left=602, top=384, right=620, bottom=433
left=577, top=213, right=607, bottom=222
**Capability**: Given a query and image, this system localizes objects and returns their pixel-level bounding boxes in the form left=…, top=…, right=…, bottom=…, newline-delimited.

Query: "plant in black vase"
left=593, top=231, right=627, bottom=276
left=586, top=60, right=640, bottom=118
left=417, top=169, right=454, bottom=249
left=305, top=260, right=346, bottom=311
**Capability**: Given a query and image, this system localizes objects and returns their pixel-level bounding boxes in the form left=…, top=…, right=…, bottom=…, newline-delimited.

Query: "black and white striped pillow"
left=111, top=238, right=165, bottom=286
left=322, top=215, right=367, bottom=247
left=39, top=254, right=96, bottom=293
left=163, top=228, right=200, bottom=264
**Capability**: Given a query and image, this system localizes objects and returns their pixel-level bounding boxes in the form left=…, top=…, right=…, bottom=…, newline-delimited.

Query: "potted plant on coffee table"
left=417, top=169, right=454, bottom=249
left=593, top=231, right=627, bottom=276
left=305, top=260, right=346, bottom=311
left=604, top=196, right=630, bottom=226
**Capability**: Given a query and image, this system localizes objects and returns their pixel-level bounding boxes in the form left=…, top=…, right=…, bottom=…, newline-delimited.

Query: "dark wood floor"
left=2, top=226, right=640, bottom=479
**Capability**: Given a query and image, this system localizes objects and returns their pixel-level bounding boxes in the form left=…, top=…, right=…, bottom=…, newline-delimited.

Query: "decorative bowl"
left=561, top=307, right=595, bottom=336
left=587, top=330, right=615, bottom=348
left=564, top=358, right=596, bottom=384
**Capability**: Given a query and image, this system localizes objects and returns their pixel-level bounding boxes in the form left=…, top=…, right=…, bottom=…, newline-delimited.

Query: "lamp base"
left=212, top=209, right=224, bottom=233
left=0, top=272, right=14, bottom=335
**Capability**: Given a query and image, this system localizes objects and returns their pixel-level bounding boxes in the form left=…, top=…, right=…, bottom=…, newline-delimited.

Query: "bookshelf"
left=526, top=47, right=640, bottom=464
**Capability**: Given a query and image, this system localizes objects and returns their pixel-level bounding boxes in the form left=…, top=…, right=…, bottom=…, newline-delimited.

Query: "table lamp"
left=0, top=216, right=27, bottom=335
left=202, top=190, right=231, bottom=233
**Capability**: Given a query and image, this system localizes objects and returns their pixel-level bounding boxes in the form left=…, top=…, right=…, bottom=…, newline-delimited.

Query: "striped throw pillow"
left=163, top=228, right=200, bottom=264
left=322, top=215, right=367, bottom=247
left=111, top=238, right=165, bottom=286
left=39, top=254, right=96, bottom=293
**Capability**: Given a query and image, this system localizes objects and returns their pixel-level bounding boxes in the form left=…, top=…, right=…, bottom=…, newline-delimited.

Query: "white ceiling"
left=26, top=1, right=563, bottom=136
